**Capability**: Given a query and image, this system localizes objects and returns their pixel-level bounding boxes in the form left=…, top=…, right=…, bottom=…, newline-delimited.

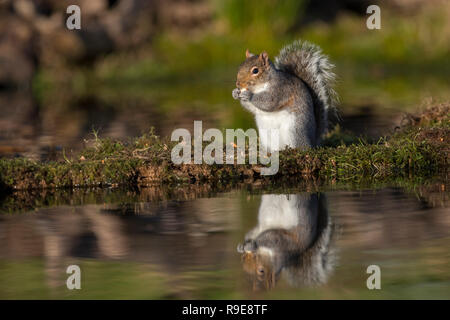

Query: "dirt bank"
left=0, top=103, right=448, bottom=191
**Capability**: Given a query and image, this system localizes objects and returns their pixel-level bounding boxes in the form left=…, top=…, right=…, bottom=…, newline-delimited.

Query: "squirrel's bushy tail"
left=275, top=40, right=338, bottom=141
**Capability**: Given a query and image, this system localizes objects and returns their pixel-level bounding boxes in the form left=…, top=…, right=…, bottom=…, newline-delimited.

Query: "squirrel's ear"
left=246, top=49, right=255, bottom=58
left=260, top=51, right=269, bottom=66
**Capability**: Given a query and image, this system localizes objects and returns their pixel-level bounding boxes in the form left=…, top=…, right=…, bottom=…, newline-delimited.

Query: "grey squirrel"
left=237, top=193, right=336, bottom=290
left=232, top=40, right=338, bottom=151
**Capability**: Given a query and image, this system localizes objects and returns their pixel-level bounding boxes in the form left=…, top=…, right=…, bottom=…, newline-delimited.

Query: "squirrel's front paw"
left=237, top=239, right=257, bottom=253
left=239, top=89, right=252, bottom=102
left=232, top=88, right=240, bottom=100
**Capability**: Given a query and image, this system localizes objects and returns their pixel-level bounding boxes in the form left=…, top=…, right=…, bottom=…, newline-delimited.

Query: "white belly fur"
left=255, top=109, right=297, bottom=150
left=245, top=194, right=318, bottom=250
left=258, top=194, right=300, bottom=230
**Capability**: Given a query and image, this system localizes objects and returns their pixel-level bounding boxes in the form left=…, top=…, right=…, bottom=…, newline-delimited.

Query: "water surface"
left=0, top=186, right=448, bottom=299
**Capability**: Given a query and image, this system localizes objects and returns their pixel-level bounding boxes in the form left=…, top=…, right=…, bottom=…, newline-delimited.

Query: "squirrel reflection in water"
left=237, top=193, right=337, bottom=290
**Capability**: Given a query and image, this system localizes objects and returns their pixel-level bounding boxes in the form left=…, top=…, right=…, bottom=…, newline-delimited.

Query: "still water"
left=0, top=186, right=449, bottom=299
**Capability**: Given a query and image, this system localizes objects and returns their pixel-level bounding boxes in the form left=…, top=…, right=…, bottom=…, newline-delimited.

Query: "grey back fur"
left=275, top=40, right=338, bottom=141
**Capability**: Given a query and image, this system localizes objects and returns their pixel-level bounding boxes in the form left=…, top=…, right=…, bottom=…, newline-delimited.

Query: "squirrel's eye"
left=251, top=67, right=259, bottom=74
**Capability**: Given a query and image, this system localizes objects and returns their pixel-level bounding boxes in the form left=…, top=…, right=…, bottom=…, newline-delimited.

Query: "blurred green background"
left=0, top=0, right=449, bottom=159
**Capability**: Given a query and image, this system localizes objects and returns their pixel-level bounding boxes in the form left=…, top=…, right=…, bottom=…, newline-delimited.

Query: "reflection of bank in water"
left=238, top=193, right=337, bottom=291
left=0, top=91, right=222, bottom=161
left=0, top=196, right=239, bottom=293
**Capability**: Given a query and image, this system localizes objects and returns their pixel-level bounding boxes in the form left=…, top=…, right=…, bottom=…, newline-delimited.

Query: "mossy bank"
left=0, top=103, right=448, bottom=191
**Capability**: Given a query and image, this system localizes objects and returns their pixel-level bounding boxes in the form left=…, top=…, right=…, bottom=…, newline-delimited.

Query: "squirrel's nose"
left=236, top=81, right=240, bottom=88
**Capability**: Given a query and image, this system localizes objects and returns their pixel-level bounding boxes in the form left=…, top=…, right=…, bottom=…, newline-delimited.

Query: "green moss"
left=0, top=104, right=448, bottom=192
